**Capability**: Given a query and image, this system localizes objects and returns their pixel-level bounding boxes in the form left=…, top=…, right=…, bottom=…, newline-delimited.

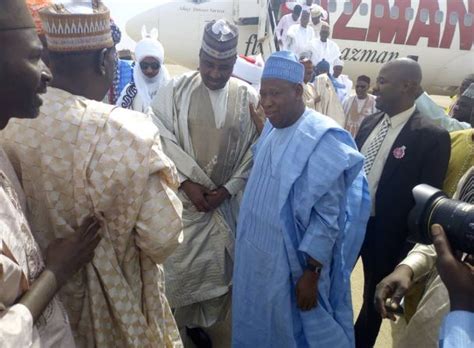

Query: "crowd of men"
left=0, top=0, right=473, bottom=348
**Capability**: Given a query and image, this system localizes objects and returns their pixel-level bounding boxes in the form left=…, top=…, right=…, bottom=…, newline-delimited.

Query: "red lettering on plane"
left=440, top=0, right=474, bottom=50
left=326, top=0, right=473, bottom=50
left=366, top=0, right=410, bottom=44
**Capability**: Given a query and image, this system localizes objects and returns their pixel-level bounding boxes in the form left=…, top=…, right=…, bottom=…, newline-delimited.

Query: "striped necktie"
left=363, top=117, right=390, bottom=175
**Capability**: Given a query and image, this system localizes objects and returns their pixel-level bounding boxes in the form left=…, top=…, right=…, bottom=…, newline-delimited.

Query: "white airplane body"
left=104, top=0, right=474, bottom=95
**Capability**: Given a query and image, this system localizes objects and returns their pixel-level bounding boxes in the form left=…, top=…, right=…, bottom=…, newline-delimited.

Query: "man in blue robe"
left=232, top=51, right=371, bottom=348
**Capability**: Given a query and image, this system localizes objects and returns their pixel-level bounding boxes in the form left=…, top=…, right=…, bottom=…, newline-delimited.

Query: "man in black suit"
left=354, top=58, right=451, bottom=347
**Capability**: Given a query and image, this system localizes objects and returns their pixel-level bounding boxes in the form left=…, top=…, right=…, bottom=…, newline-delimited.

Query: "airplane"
left=103, top=0, right=474, bottom=96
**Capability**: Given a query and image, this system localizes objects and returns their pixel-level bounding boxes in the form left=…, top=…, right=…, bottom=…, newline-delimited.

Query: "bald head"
left=383, top=58, right=422, bottom=85
left=374, top=58, right=423, bottom=116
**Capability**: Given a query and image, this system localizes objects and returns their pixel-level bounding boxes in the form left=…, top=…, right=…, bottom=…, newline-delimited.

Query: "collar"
left=386, top=105, right=415, bottom=128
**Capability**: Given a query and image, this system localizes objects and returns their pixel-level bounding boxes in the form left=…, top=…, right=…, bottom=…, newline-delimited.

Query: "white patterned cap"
left=202, top=19, right=238, bottom=60
left=39, top=2, right=113, bottom=52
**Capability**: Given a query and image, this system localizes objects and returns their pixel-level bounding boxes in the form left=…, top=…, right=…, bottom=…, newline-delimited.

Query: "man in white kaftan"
left=1, top=4, right=183, bottom=347
left=286, top=11, right=314, bottom=58
left=150, top=19, right=258, bottom=342
left=275, top=4, right=301, bottom=49
left=310, top=23, right=341, bottom=72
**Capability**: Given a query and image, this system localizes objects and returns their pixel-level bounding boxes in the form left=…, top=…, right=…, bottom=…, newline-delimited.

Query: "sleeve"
left=416, top=93, right=470, bottom=132
left=398, top=243, right=437, bottom=281
left=275, top=17, right=285, bottom=40
left=0, top=304, right=35, bottom=348
left=134, top=142, right=184, bottom=264
left=298, top=173, right=345, bottom=266
left=223, top=87, right=259, bottom=196
left=439, top=311, right=474, bottom=348
left=419, top=128, right=451, bottom=190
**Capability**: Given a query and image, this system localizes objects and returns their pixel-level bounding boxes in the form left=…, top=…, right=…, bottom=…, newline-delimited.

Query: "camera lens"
left=430, top=199, right=474, bottom=254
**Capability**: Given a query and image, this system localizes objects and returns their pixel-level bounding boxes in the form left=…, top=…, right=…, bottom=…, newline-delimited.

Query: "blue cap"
left=262, top=51, right=304, bottom=84
left=316, top=59, right=330, bottom=71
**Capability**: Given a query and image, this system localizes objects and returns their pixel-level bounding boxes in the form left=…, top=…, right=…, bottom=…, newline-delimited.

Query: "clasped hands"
left=181, top=180, right=230, bottom=212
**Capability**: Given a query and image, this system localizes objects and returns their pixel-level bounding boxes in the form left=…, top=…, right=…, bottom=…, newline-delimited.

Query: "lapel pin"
left=393, top=146, right=406, bottom=159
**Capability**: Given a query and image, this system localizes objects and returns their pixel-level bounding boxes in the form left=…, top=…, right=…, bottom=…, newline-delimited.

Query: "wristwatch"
left=306, top=263, right=322, bottom=275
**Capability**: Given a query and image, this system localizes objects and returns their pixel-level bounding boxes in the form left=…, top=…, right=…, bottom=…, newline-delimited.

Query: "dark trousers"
left=354, top=218, right=399, bottom=348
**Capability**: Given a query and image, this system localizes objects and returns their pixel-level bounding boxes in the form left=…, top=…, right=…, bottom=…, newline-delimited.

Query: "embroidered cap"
left=26, top=0, right=52, bottom=34
left=39, top=2, right=114, bottom=52
left=0, top=0, right=36, bottom=31
left=201, top=19, right=238, bottom=60
left=261, top=51, right=304, bottom=84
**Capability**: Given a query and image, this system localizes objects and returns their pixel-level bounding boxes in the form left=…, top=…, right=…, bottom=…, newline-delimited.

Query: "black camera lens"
left=408, top=184, right=474, bottom=254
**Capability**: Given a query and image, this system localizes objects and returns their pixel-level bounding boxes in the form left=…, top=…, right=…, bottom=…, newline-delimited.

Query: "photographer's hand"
left=431, top=224, right=474, bottom=312
left=375, top=265, right=414, bottom=320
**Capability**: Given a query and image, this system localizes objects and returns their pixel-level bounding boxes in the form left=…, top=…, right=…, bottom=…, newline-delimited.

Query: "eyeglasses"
left=355, top=85, right=368, bottom=89
left=140, top=61, right=161, bottom=70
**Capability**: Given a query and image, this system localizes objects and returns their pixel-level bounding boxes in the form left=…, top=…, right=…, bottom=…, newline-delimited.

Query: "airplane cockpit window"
left=359, top=3, right=369, bottom=16
left=449, top=12, right=459, bottom=26
left=463, top=13, right=473, bottom=27
left=435, top=10, right=444, bottom=25
left=390, top=6, right=399, bottom=20
left=343, top=1, right=353, bottom=15
left=374, top=4, right=384, bottom=18
left=328, top=1, right=337, bottom=13
left=420, top=8, right=429, bottom=23
left=405, top=7, right=414, bottom=21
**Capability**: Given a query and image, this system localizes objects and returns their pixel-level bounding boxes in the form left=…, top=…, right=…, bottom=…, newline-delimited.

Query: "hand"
left=431, top=224, right=474, bottom=312
left=206, top=187, right=231, bottom=210
left=45, top=217, right=101, bottom=286
left=249, top=102, right=265, bottom=135
left=375, top=265, right=414, bottom=321
left=296, top=270, right=319, bottom=311
left=181, top=180, right=212, bottom=212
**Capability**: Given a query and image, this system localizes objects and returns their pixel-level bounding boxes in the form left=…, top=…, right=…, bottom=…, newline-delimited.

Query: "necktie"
left=364, top=117, right=390, bottom=175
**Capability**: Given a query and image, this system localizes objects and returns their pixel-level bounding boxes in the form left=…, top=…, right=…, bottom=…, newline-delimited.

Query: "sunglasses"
left=140, top=61, right=161, bottom=70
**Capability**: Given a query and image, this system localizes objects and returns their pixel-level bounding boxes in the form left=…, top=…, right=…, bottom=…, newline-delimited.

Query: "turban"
left=0, top=0, right=35, bottom=31
left=262, top=51, right=304, bottom=84
left=233, top=55, right=264, bottom=86
left=202, top=19, right=238, bottom=60
left=462, top=83, right=474, bottom=100
left=310, top=5, right=323, bottom=17
left=40, top=2, right=113, bottom=52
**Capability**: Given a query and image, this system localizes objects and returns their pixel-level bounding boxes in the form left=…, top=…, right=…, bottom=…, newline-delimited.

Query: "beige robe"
left=151, top=72, right=258, bottom=328
left=0, top=149, right=75, bottom=348
left=1, top=87, right=183, bottom=348
left=311, top=75, right=345, bottom=126
left=343, top=94, right=377, bottom=137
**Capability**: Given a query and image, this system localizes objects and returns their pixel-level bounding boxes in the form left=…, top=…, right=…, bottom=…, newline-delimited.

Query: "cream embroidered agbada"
left=151, top=71, right=258, bottom=327
left=1, top=87, right=183, bottom=348
left=0, top=149, right=75, bottom=348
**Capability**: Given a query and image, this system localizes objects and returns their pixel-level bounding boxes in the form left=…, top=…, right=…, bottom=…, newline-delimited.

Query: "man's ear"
left=295, top=83, right=304, bottom=98
left=98, top=48, right=109, bottom=76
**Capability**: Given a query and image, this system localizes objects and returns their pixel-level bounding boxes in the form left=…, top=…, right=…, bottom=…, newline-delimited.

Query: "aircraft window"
left=449, top=12, right=458, bottom=25
left=464, top=13, right=473, bottom=27
left=405, top=7, right=414, bottom=21
left=390, top=6, right=399, bottom=19
left=359, top=3, right=369, bottom=16
left=328, top=1, right=337, bottom=13
left=375, top=4, right=384, bottom=18
left=343, top=2, right=353, bottom=15
left=420, top=8, right=429, bottom=23
left=435, top=10, right=444, bottom=24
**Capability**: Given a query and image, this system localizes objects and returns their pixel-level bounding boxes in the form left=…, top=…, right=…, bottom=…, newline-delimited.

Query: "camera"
left=408, top=184, right=474, bottom=254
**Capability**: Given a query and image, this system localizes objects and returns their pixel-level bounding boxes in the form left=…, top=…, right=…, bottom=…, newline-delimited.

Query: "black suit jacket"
left=355, top=109, right=451, bottom=266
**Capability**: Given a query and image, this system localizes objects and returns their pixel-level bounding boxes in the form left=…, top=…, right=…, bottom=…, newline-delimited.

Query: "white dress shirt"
left=361, top=105, right=415, bottom=215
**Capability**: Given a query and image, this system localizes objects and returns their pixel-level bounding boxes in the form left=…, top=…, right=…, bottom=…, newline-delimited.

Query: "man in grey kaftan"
left=150, top=19, right=259, bottom=341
